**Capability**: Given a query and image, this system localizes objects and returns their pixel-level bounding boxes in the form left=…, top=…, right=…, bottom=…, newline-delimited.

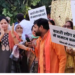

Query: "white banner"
left=71, top=0, right=75, bottom=26
left=28, top=6, right=47, bottom=24
left=50, top=25, right=75, bottom=48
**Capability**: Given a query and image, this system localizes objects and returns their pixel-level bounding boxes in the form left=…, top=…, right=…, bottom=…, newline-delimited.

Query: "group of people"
left=0, top=13, right=74, bottom=73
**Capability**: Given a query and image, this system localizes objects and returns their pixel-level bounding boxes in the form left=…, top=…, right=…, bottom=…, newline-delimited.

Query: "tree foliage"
left=0, top=0, right=40, bottom=23
left=38, top=0, right=52, bottom=13
left=39, top=0, right=52, bottom=7
left=0, top=0, right=52, bottom=23
left=31, top=0, right=52, bottom=14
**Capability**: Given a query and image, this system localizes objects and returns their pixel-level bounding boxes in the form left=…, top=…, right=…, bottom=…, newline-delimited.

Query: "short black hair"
left=16, top=13, right=24, bottom=21
left=0, top=16, right=9, bottom=23
left=66, top=21, right=73, bottom=29
left=48, top=19, right=55, bottom=25
left=34, top=18, right=49, bottom=30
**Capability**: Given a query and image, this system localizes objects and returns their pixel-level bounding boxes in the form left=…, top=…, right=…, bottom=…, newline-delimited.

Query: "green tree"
left=39, top=0, right=52, bottom=7
left=31, top=0, right=52, bottom=15
left=0, top=0, right=40, bottom=23
left=38, top=0, right=52, bottom=14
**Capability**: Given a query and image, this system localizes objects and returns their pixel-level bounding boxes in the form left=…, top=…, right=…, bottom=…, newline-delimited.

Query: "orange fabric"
left=38, top=31, right=51, bottom=73
left=45, top=31, right=51, bottom=72
left=9, top=31, right=21, bottom=50
left=39, top=42, right=44, bottom=73
left=35, top=30, right=66, bottom=73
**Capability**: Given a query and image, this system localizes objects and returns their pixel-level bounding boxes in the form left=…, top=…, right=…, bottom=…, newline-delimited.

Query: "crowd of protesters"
left=0, top=12, right=74, bottom=73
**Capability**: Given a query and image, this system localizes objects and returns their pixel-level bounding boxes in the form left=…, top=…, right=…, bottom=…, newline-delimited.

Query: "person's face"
left=63, top=22, right=72, bottom=29
left=33, top=24, right=42, bottom=36
left=16, top=25, right=23, bottom=34
left=32, top=27, right=36, bottom=36
left=0, top=19, right=8, bottom=31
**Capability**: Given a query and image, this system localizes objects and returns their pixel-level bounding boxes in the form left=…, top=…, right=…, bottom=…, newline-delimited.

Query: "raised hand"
left=11, top=23, right=15, bottom=38
left=12, top=23, right=22, bottom=38
left=1, top=28, right=4, bottom=35
left=0, top=25, right=4, bottom=41
left=12, top=23, right=14, bottom=34
left=0, top=25, right=4, bottom=34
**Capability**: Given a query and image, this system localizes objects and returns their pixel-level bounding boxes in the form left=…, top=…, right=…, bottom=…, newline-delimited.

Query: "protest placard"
left=71, top=0, right=75, bottom=26
left=50, top=25, right=75, bottom=48
left=28, top=6, right=47, bottom=24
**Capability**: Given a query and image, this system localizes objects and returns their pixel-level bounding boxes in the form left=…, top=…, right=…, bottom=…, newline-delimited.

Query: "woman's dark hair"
left=0, top=16, right=9, bottom=23
left=34, top=18, right=49, bottom=30
left=48, top=19, right=55, bottom=25
left=66, top=21, right=73, bottom=29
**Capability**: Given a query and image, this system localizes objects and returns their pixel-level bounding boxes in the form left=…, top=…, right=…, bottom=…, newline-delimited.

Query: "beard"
left=35, top=31, right=41, bottom=36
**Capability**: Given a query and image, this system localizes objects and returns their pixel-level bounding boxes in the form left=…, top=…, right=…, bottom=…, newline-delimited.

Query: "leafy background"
left=0, top=0, right=52, bottom=24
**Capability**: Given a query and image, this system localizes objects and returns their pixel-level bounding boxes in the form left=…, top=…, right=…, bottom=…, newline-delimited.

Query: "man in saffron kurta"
left=33, top=18, right=66, bottom=73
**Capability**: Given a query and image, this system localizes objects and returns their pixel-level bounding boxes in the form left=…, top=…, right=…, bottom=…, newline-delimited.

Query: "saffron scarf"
left=9, top=31, right=21, bottom=50
left=36, top=31, right=51, bottom=73
left=44, top=31, right=51, bottom=72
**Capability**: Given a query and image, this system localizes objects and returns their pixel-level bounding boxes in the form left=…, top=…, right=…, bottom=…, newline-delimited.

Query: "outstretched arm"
left=17, top=43, right=35, bottom=54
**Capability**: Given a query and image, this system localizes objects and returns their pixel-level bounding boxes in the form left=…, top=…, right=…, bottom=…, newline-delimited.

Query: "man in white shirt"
left=16, top=13, right=33, bottom=41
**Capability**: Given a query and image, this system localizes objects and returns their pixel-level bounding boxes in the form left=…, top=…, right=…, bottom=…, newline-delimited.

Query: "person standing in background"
left=13, top=24, right=29, bottom=73
left=16, top=13, right=33, bottom=40
left=28, top=25, right=38, bottom=73
left=0, top=16, right=20, bottom=73
left=63, top=21, right=75, bottom=73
